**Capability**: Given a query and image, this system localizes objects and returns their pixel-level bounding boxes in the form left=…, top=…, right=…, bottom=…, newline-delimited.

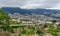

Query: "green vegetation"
left=10, top=21, right=22, bottom=24
left=0, top=9, right=10, bottom=20
left=0, top=8, right=11, bottom=31
left=0, top=8, right=60, bottom=36
left=47, top=20, right=60, bottom=36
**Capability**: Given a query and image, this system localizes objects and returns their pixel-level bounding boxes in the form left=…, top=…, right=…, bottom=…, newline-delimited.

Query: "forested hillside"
left=0, top=8, right=11, bottom=31
left=0, top=9, right=10, bottom=20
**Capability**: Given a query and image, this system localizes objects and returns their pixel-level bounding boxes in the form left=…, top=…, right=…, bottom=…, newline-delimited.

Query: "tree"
left=36, top=28, right=44, bottom=36
left=0, top=9, right=10, bottom=20
left=51, top=20, right=57, bottom=24
left=0, top=8, right=10, bottom=31
left=43, top=24, right=48, bottom=28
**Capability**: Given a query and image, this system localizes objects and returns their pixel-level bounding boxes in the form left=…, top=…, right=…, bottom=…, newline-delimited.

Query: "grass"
left=20, top=34, right=37, bottom=36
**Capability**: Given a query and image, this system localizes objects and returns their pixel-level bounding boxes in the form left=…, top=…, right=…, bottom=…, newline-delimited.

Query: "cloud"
left=0, top=0, right=60, bottom=9
left=21, top=4, right=42, bottom=9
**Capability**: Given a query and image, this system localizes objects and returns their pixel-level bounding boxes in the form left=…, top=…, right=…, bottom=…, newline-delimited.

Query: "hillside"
left=2, top=7, right=60, bottom=21
left=0, top=9, right=10, bottom=20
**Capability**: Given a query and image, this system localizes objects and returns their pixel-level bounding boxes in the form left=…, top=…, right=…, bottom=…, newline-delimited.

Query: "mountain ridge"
left=2, top=7, right=60, bottom=19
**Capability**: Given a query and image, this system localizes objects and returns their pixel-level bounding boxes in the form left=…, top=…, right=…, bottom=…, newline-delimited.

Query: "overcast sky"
left=0, top=0, right=60, bottom=9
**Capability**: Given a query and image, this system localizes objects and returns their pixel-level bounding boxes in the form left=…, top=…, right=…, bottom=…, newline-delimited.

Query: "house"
left=11, top=18, right=20, bottom=22
left=54, top=22, right=60, bottom=28
left=45, top=21, right=52, bottom=24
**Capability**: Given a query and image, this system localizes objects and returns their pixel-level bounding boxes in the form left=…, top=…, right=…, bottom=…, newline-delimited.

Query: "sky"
left=0, top=0, right=60, bottom=9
